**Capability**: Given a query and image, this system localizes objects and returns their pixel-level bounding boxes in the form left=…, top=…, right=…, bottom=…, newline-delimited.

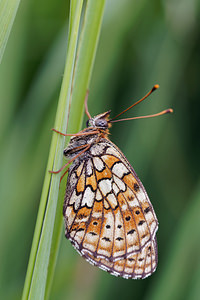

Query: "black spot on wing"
left=89, top=232, right=97, bottom=236
left=128, top=258, right=135, bottom=262
left=138, top=258, right=144, bottom=262
left=134, top=183, right=139, bottom=192
left=102, top=237, right=111, bottom=242
left=116, top=237, right=123, bottom=241
left=144, top=207, right=151, bottom=214
left=127, top=229, right=135, bottom=235
left=138, top=220, right=145, bottom=226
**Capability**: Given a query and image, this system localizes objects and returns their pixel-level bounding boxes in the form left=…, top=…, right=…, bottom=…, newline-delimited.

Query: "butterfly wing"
left=63, top=138, right=158, bottom=270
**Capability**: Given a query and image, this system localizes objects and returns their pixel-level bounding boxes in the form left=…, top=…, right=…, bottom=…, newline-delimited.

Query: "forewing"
left=63, top=140, right=158, bottom=263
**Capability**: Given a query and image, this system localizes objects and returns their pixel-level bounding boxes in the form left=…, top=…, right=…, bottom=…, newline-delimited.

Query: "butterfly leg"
left=84, top=89, right=91, bottom=119
left=51, top=128, right=73, bottom=136
left=51, top=128, right=99, bottom=137
left=60, top=168, right=69, bottom=184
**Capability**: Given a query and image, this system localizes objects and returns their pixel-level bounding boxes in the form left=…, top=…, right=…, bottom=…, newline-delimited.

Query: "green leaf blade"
left=0, top=0, right=21, bottom=63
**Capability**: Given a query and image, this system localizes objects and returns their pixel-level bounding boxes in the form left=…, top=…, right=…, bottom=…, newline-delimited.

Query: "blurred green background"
left=0, top=0, right=200, bottom=299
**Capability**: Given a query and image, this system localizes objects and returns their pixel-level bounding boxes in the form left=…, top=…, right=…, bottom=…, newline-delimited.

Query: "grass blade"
left=22, top=1, right=84, bottom=299
left=22, top=0, right=106, bottom=299
left=45, top=0, right=106, bottom=298
left=0, top=0, right=21, bottom=63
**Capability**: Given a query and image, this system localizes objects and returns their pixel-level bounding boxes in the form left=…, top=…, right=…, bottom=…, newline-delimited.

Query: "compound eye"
left=96, top=119, right=108, bottom=128
left=86, top=119, right=90, bottom=127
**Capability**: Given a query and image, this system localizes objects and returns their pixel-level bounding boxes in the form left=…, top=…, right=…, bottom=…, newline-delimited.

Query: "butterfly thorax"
left=63, top=110, right=112, bottom=161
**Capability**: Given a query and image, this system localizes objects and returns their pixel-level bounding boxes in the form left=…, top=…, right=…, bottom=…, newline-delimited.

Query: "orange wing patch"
left=86, top=173, right=97, bottom=191
left=76, top=170, right=85, bottom=194
left=76, top=162, right=84, bottom=177
left=101, top=154, right=120, bottom=169
left=95, top=166, right=112, bottom=182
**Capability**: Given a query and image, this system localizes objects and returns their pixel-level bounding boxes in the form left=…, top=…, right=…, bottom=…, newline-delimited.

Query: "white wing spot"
left=113, top=182, right=120, bottom=194
left=115, top=264, right=123, bottom=272
left=69, top=172, right=76, bottom=188
left=150, top=220, right=157, bottom=233
left=113, top=175, right=126, bottom=192
left=112, top=162, right=129, bottom=178
left=145, top=211, right=153, bottom=222
left=145, top=265, right=151, bottom=273
left=104, top=199, right=110, bottom=209
left=106, top=147, right=121, bottom=158
left=99, top=179, right=112, bottom=196
left=107, top=193, right=118, bottom=209
left=82, top=242, right=96, bottom=252
left=69, top=191, right=82, bottom=210
left=96, top=189, right=102, bottom=200
left=137, top=190, right=146, bottom=203
left=97, top=249, right=111, bottom=257
left=74, top=230, right=85, bottom=244
left=65, top=206, right=75, bottom=228
left=82, top=186, right=95, bottom=207
left=92, top=212, right=102, bottom=218
left=90, top=144, right=105, bottom=155
left=93, top=157, right=104, bottom=171
left=86, top=159, right=93, bottom=176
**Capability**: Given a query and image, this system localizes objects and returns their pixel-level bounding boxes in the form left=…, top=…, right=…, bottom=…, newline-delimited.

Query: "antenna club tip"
left=167, top=108, right=173, bottom=114
left=152, top=84, right=159, bottom=91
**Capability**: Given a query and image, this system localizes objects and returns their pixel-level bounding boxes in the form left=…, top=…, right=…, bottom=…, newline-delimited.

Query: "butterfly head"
left=86, top=110, right=112, bottom=129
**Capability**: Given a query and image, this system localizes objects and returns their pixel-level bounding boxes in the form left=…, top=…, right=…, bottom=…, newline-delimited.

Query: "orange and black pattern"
left=63, top=127, right=158, bottom=279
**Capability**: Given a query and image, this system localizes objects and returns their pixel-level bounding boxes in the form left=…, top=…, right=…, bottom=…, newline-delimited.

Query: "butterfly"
left=50, top=85, right=173, bottom=279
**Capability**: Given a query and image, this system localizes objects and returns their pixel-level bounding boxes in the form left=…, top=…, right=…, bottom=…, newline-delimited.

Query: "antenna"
left=109, top=85, right=173, bottom=123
